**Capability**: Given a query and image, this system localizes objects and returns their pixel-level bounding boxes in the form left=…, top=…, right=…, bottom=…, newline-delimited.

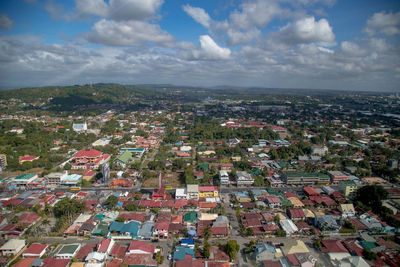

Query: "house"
left=13, top=174, right=38, bottom=186
left=97, top=238, right=114, bottom=254
left=45, top=172, right=68, bottom=185
left=315, top=215, right=340, bottom=233
left=123, top=254, right=157, bottom=266
left=137, top=222, right=154, bottom=240
left=339, top=180, right=357, bottom=198
left=266, top=195, right=282, bottom=209
left=127, top=240, right=154, bottom=255
left=284, top=172, right=330, bottom=186
left=42, top=258, right=70, bottom=267
left=152, top=187, right=166, bottom=200
left=280, top=240, right=310, bottom=256
left=175, top=188, right=187, bottom=199
left=187, top=184, right=199, bottom=200
left=72, top=122, right=87, bottom=132
left=0, top=239, right=25, bottom=256
left=199, top=186, right=219, bottom=198
left=255, top=243, right=283, bottom=262
left=303, top=186, right=320, bottom=197
left=280, top=219, right=299, bottom=235
left=236, top=171, right=254, bottom=186
left=23, top=243, right=47, bottom=258
left=173, top=246, right=195, bottom=261
left=56, top=244, right=81, bottom=259
left=153, top=222, right=169, bottom=238
left=219, top=170, right=229, bottom=185
left=114, top=151, right=134, bottom=168
left=311, top=146, right=329, bottom=156
left=19, top=155, right=39, bottom=164
left=71, top=148, right=110, bottom=170
left=85, top=252, right=105, bottom=264
left=328, top=171, right=350, bottom=185
left=339, top=204, right=356, bottom=218
left=181, top=238, right=195, bottom=248
left=209, top=246, right=230, bottom=262
left=287, top=209, right=306, bottom=221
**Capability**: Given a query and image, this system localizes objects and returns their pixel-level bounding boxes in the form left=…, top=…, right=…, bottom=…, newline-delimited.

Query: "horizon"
left=0, top=0, right=399, bottom=91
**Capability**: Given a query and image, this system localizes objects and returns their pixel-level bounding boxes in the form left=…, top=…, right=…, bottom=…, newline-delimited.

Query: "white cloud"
left=0, top=14, right=13, bottom=30
left=85, top=19, right=174, bottom=46
left=365, top=11, right=400, bottom=36
left=75, top=0, right=163, bottom=21
left=197, top=35, right=231, bottom=60
left=230, top=0, right=283, bottom=30
left=182, top=5, right=211, bottom=28
left=273, top=16, right=335, bottom=46
left=227, top=28, right=261, bottom=45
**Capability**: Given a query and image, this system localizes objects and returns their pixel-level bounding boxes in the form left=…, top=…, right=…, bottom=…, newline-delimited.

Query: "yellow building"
left=339, top=180, right=357, bottom=197
left=199, top=186, right=219, bottom=198
left=288, top=197, right=304, bottom=208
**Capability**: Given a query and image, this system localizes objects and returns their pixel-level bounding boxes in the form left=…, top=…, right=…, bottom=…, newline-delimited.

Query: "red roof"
left=97, top=238, right=113, bottom=253
left=14, top=258, right=35, bottom=267
left=211, top=226, right=229, bottom=236
left=154, top=222, right=169, bottom=231
left=124, top=254, right=157, bottom=266
left=128, top=240, right=155, bottom=254
left=309, top=195, right=336, bottom=206
left=19, top=155, right=39, bottom=162
left=199, top=202, right=217, bottom=208
left=266, top=195, right=281, bottom=203
left=110, top=244, right=127, bottom=259
left=42, top=258, right=70, bottom=267
left=119, top=213, right=146, bottom=222
left=74, top=148, right=103, bottom=158
left=18, top=211, right=40, bottom=224
left=199, top=186, right=218, bottom=192
left=303, top=186, right=320, bottom=196
left=23, top=243, right=47, bottom=257
left=321, top=239, right=349, bottom=253
left=288, top=209, right=305, bottom=219
left=106, top=259, right=123, bottom=267
left=76, top=244, right=95, bottom=260
left=175, top=258, right=205, bottom=267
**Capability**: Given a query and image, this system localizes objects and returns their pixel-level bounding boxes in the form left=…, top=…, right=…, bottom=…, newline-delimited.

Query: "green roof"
left=92, top=223, right=109, bottom=236
left=58, top=244, right=80, bottom=255
left=115, top=151, right=133, bottom=164
left=183, top=212, right=197, bottom=222
left=361, top=241, right=377, bottom=250
left=285, top=172, right=329, bottom=179
left=15, top=173, right=36, bottom=180
left=339, top=180, right=356, bottom=186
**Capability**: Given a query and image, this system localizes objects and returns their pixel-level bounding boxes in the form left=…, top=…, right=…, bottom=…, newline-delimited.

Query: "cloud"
left=364, top=11, right=400, bottom=36
left=0, top=14, right=13, bottom=30
left=196, top=35, right=231, bottom=60
left=85, top=19, right=174, bottom=46
left=75, top=0, right=163, bottom=21
left=182, top=5, right=211, bottom=28
left=271, top=16, right=335, bottom=46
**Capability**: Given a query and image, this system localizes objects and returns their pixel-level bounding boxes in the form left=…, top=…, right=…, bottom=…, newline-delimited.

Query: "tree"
left=203, top=226, right=211, bottom=241
left=276, top=229, right=287, bottom=237
left=53, top=198, right=85, bottom=222
left=105, top=195, right=118, bottom=209
left=355, top=185, right=388, bottom=210
left=362, top=248, right=377, bottom=261
left=116, top=217, right=126, bottom=222
left=225, top=240, right=240, bottom=261
left=204, top=242, right=210, bottom=258
left=63, top=163, right=71, bottom=170
left=155, top=251, right=164, bottom=264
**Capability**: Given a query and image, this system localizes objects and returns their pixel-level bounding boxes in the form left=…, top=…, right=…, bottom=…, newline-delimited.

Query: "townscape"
left=0, top=85, right=399, bottom=267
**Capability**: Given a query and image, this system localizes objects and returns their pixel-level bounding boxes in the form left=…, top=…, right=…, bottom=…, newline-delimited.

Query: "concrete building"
left=13, top=173, right=38, bottom=186
left=0, top=239, right=25, bottom=256
left=186, top=184, right=199, bottom=200
left=45, top=171, right=68, bottom=185
left=328, top=171, right=350, bottom=185
left=339, top=180, right=357, bottom=197
left=219, top=170, right=229, bottom=185
left=283, top=172, right=330, bottom=186
left=56, top=244, right=81, bottom=259
left=236, top=171, right=254, bottom=186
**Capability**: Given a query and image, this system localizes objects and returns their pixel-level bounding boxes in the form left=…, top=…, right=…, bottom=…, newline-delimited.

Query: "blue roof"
left=181, top=238, right=194, bottom=245
left=234, top=191, right=249, bottom=197
left=173, top=247, right=194, bottom=261
left=109, top=221, right=140, bottom=237
left=188, top=230, right=197, bottom=237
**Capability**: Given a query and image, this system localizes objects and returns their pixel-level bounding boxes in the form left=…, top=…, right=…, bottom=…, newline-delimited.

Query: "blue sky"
left=0, top=0, right=399, bottom=91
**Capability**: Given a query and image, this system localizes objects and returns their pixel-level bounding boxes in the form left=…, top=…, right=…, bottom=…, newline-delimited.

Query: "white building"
left=73, top=122, right=87, bottom=132
left=236, top=171, right=254, bottom=186
left=175, top=188, right=187, bottom=199
left=186, top=184, right=199, bottom=200
left=219, top=170, right=229, bottom=185
left=279, top=219, right=298, bottom=235
left=0, top=239, right=25, bottom=256
left=45, top=171, right=68, bottom=185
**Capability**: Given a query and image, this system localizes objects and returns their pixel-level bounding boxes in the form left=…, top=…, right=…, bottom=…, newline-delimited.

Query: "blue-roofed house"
left=181, top=239, right=194, bottom=248
left=109, top=221, right=140, bottom=238
left=173, top=247, right=194, bottom=261
left=255, top=243, right=282, bottom=262
left=138, top=222, right=154, bottom=240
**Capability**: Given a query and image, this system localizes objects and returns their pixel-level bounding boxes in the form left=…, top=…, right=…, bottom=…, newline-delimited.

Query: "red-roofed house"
left=19, top=155, right=39, bottom=164
left=71, top=148, right=110, bottom=170
left=97, top=238, right=114, bottom=254
left=23, top=243, right=47, bottom=258
left=42, top=258, right=70, bottom=267
left=127, top=241, right=155, bottom=255
left=266, top=195, right=282, bottom=208
left=152, top=187, right=166, bottom=200
left=303, top=186, right=320, bottom=196
left=75, top=245, right=95, bottom=261
left=287, top=209, right=306, bottom=221
left=175, top=257, right=205, bottom=267
left=14, top=258, right=35, bottom=267
left=309, top=195, right=336, bottom=207
left=124, top=254, right=157, bottom=266
left=110, top=244, right=127, bottom=259
left=153, top=222, right=169, bottom=238
left=320, top=239, right=349, bottom=253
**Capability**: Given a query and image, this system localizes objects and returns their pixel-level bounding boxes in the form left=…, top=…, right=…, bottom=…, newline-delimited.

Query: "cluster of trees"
left=53, top=198, right=85, bottom=231
left=355, top=185, right=400, bottom=228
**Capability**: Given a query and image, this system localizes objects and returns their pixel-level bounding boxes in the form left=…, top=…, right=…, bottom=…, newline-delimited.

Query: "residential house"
left=219, top=170, right=229, bottom=185
left=236, top=171, right=254, bottom=186
left=328, top=171, right=350, bottom=186
left=339, top=204, right=356, bottom=218
left=266, top=195, right=282, bottom=209
left=127, top=240, right=155, bottom=255
left=55, top=244, right=81, bottom=259
left=114, top=151, right=133, bottom=168
left=175, top=188, right=187, bottom=199
left=0, top=239, right=25, bottom=256
left=187, top=184, right=199, bottom=200
left=23, top=243, right=47, bottom=258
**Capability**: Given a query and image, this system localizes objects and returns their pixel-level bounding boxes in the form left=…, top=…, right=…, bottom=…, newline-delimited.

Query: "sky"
left=0, top=0, right=399, bottom=92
